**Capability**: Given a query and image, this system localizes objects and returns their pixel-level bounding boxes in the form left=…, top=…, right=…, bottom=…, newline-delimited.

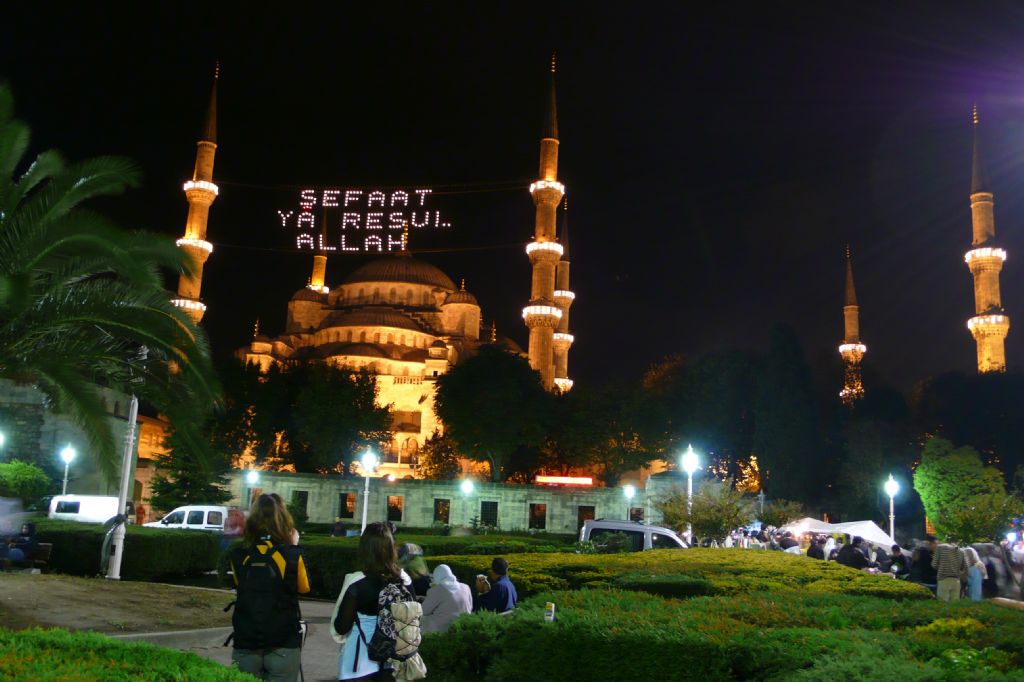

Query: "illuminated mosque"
left=168, top=62, right=574, bottom=478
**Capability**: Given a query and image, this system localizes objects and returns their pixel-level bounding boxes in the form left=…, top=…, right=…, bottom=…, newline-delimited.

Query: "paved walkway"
left=150, top=599, right=342, bottom=682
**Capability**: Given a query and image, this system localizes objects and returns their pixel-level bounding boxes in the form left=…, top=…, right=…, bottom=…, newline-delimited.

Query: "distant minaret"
left=172, top=65, right=219, bottom=324
left=522, top=53, right=565, bottom=390
left=965, top=105, right=1010, bottom=373
left=552, top=198, right=575, bottom=392
left=308, top=215, right=330, bottom=294
left=838, top=247, right=866, bottom=406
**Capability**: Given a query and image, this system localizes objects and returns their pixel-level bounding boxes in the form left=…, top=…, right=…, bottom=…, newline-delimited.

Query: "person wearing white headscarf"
left=963, top=546, right=988, bottom=602
left=420, top=564, right=473, bottom=634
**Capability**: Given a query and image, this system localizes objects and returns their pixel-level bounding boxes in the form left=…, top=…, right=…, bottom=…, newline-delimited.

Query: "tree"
left=913, top=437, right=1008, bottom=540
left=0, top=459, right=51, bottom=503
left=418, top=431, right=462, bottom=480
left=149, top=425, right=232, bottom=512
left=0, top=86, right=218, bottom=477
left=434, top=345, right=552, bottom=481
left=758, top=499, right=805, bottom=529
left=752, top=326, right=821, bottom=502
left=946, top=493, right=1024, bottom=543
left=655, top=478, right=754, bottom=543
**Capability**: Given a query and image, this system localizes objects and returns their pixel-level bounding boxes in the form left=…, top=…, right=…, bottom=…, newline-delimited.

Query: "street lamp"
left=884, top=474, right=900, bottom=542
left=681, top=444, right=699, bottom=545
left=623, top=484, right=636, bottom=520
left=460, top=479, right=474, bottom=527
left=245, top=470, right=260, bottom=507
left=60, top=445, right=76, bottom=495
left=360, top=450, right=379, bottom=533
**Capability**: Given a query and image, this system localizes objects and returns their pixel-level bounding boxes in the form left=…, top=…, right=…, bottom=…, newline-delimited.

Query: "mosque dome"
left=320, top=309, right=425, bottom=332
left=290, top=287, right=325, bottom=302
left=444, top=290, right=478, bottom=306
left=343, top=255, right=456, bottom=291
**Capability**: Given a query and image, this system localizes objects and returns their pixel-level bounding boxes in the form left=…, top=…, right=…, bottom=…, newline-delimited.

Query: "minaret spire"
left=172, top=65, right=220, bottom=324
left=838, top=247, right=866, bottom=407
left=965, top=104, right=1010, bottom=372
left=523, top=56, right=566, bottom=390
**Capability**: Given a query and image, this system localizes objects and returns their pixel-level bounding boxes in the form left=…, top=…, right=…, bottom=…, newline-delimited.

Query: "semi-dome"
left=320, top=309, right=425, bottom=332
left=444, top=290, right=478, bottom=306
left=343, top=255, right=457, bottom=291
left=290, top=287, right=325, bottom=302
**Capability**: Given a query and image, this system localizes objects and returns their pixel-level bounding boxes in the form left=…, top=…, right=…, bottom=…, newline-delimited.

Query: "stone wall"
left=226, top=470, right=690, bottom=534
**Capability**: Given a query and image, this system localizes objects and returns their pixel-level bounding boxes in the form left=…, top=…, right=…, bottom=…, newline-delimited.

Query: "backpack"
left=227, top=541, right=303, bottom=650
left=355, top=580, right=423, bottom=663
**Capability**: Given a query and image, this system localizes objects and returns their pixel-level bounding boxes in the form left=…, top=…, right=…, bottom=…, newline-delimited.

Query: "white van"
left=579, top=519, right=688, bottom=551
left=144, top=505, right=228, bottom=532
left=48, top=495, right=132, bottom=524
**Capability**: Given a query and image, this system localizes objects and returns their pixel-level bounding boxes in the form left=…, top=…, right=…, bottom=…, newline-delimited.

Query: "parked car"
left=144, top=505, right=228, bottom=532
left=579, top=519, right=688, bottom=551
left=48, top=495, right=133, bottom=524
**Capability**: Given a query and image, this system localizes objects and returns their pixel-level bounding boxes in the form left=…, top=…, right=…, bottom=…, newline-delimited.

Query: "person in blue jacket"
left=474, top=557, right=518, bottom=613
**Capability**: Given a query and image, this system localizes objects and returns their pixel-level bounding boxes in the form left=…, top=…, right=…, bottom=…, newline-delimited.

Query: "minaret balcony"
left=965, top=247, right=1006, bottom=269
left=306, top=284, right=329, bottom=294
left=171, top=297, right=207, bottom=313
left=176, top=237, right=214, bottom=254
left=526, top=241, right=564, bottom=257
left=553, top=289, right=575, bottom=302
left=522, top=304, right=562, bottom=328
left=967, top=314, right=1010, bottom=335
left=553, top=332, right=574, bottom=344
left=183, top=180, right=219, bottom=196
left=529, top=180, right=565, bottom=196
left=553, top=377, right=574, bottom=393
left=838, top=343, right=866, bottom=362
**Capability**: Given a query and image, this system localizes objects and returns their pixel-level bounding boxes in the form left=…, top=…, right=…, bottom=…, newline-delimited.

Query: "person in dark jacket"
left=909, top=535, right=938, bottom=592
left=474, top=557, right=518, bottom=613
left=836, top=537, right=872, bottom=569
left=806, top=538, right=826, bottom=560
left=889, top=545, right=911, bottom=576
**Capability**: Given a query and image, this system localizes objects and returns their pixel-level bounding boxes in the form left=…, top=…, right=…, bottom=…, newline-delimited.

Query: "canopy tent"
left=780, top=517, right=895, bottom=547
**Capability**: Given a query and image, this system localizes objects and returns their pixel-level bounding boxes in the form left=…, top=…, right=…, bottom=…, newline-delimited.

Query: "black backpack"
left=227, top=541, right=303, bottom=650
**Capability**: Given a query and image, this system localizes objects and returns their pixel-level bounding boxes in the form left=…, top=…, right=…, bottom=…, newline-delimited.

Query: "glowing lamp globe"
left=245, top=470, right=260, bottom=485
left=360, top=451, right=378, bottom=473
left=623, top=484, right=636, bottom=501
left=460, top=479, right=474, bottom=495
left=681, top=445, right=699, bottom=476
left=60, top=445, right=77, bottom=465
left=884, top=474, right=899, bottom=500
left=0, top=432, right=5, bottom=448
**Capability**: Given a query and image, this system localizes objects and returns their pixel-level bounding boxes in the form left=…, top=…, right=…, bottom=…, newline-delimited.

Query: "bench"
left=1, top=542, right=52, bottom=573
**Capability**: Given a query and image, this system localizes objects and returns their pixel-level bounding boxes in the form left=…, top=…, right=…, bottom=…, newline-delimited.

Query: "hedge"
left=420, top=589, right=1024, bottom=681
left=34, top=519, right=220, bottom=580
left=0, top=628, right=256, bottom=681
left=426, top=548, right=934, bottom=601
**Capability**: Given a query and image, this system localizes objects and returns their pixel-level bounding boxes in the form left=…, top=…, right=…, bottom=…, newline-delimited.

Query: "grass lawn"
left=0, top=573, right=233, bottom=634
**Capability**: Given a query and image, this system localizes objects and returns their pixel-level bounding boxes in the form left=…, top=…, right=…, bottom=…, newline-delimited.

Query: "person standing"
left=932, top=537, right=967, bottom=602
left=228, top=494, right=310, bottom=682
left=963, top=546, right=987, bottom=602
left=474, top=557, right=518, bottom=613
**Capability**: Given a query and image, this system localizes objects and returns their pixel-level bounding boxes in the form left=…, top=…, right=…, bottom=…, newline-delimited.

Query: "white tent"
left=780, top=517, right=839, bottom=535
left=780, top=517, right=895, bottom=547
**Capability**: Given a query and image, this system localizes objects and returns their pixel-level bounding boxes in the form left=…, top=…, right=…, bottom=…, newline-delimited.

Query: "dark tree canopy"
left=434, top=344, right=552, bottom=481
left=149, top=425, right=232, bottom=512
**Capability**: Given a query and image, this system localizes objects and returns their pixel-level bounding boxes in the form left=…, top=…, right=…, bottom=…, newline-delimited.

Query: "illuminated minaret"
left=838, top=247, right=866, bottom=406
left=522, top=54, right=565, bottom=390
left=307, top=217, right=330, bottom=294
left=552, top=199, right=575, bottom=392
left=965, top=105, right=1010, bottom=373
left=172, top=65, right=219, bottom=324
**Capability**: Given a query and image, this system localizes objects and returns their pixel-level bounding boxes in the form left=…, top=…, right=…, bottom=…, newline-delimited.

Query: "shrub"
left=35, top=519, right=219, bottom=579
left=419, top=589, right=1024, bottom=681
left=0, top=628, right=256, bottom=681
left=0, top=460, right=51, bottom=503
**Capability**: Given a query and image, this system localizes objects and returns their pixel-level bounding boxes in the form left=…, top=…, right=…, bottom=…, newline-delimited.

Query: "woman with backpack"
left=228, top=493, right=310, bottom=682
left=334, top=522, right=419, bottom=681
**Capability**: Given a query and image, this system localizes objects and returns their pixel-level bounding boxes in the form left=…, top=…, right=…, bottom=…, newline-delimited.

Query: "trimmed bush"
left=427, top=548, right=934, bottom=601
left=35, top=519, right=220, bottom=579
left=0, top=628, right=255, bottom=681
left=419, top=589, right=1024, bottom=681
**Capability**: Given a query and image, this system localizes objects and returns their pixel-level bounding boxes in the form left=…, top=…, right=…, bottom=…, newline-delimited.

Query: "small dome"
left=320, top=310, right=424, bottom=333
left=430, top=339, right=447, bottom=348
left=444, top=290, right=478, bottom=306
left=291, top=287, right=325, bottom=303
left=343, top=255, right=456, bottom=291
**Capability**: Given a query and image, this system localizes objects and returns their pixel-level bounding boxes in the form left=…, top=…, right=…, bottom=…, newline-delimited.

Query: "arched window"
left=399, top=335, right=405, bottom=346
left=347, top=330, right=354, bottom=342
left=358, top=288, right=365, bottom=302
left=387, top=333, right=394, bottom=344
left=374, top=332, right=381, bottom=343
left=360, top=331, right=367, bottom=342
left=372, top=288, right=380, bottom=303
left=406, top=290, right=413, bottom=305
left=389, top=288, right=397, bottom=303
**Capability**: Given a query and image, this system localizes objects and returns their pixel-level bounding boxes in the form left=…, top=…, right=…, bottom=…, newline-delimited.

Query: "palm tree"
left=0, top=85, right=219, bottom=477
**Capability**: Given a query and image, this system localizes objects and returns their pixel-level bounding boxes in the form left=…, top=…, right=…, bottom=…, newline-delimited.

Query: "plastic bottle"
left=544, top=601, right=556, bottom=622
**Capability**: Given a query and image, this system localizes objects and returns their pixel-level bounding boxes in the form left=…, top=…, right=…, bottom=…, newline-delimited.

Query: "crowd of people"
left=228, top=493, right=517, bottom=681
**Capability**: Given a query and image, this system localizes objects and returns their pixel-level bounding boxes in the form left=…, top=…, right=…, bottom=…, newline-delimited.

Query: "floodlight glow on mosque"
left=277, top=187, right=453, bottom=253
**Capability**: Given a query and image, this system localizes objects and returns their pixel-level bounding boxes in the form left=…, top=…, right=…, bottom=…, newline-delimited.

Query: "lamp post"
left=60, top=445, right=76, bottom=495
left=107, top=392, right=140, bottom=580
left=681, top=444, right=699, bottom=545
left=245, top=470, right=260, bottom=506
left=360, top=450, right=378, bottom=533
left=623, top=484, right=636, bottom=520
left=460, top=479, right=474, bottom=527
left=884, top=474, right=900, bottom=542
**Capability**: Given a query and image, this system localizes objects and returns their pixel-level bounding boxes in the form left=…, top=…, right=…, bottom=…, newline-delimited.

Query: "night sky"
left=6, top=4, right=1024, bottom=392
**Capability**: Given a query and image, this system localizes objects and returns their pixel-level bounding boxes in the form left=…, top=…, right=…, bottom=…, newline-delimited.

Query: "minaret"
left=522, top=53, right=565, bottom=390
left=552, top=198, right=575, bottom=392
left=965, top=105, right=1009, bottom=373
left=838, top=247, right=866, bottom=406
left=308, top=216, right=329, bottom=294
left=172, top=65, right=219, bottom=324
